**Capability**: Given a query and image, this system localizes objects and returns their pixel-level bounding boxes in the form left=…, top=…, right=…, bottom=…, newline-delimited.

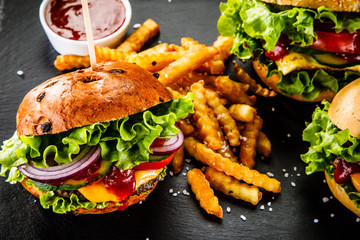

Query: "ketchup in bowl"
left=45, top=0, right=126, bottom=41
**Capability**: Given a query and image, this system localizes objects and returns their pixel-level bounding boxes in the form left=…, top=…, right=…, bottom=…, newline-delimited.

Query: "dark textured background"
left=0, top=0, right=358, bottom=239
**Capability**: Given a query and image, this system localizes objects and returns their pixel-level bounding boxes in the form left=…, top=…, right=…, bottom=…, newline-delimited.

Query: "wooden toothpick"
left=81, top=0, right=97, bottom=71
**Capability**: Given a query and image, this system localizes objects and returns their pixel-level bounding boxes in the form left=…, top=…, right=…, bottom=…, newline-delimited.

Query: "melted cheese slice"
left=275, top=51, right=360, bottom=75
left=78, top=168, right=163, bottom=203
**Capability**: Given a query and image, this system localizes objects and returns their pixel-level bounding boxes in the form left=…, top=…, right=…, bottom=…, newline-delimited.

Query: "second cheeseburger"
left=218, top=0, right=360, bottom=102
left=0, top=61, right=194, bottom=214
left=301, top=78, right=360, bottom=216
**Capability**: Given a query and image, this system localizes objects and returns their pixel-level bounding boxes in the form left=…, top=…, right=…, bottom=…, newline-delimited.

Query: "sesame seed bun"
left=259, top=0, right=360, bottom=12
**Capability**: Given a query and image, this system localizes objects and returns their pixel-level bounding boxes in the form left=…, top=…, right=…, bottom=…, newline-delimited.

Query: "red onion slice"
left=18, top=145, right=101, bottom=183
left=150, top=130, right=184, bottom=155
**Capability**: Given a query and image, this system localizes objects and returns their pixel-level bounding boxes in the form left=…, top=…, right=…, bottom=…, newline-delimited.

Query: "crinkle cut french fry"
left=138, top=43, right=170, bottom=55
left=187, top=168, right=223, bottom=218
left=239, top=116, right=263, bottom=169
left=190, top=81, right=222, bottom=150
left=179, top=119, right=195, bottom=136
left=233, top=62, right=276, bottom=97
left=157, top=46, right=219, bottom=86
left=204, top=88, right=240, bottom=147
left=125, top=51, right=186, bottom=72
left=205, top=167, right=262, bottom=205
left=195, top=143, right=281, bottom=193
left=256, top=131, right=271, bottom=158
left=54, top=46, right=128, bottom=71
left=183, top=136, right=201, bottom=161
left=171, top=145, right=184, bottom=174
left=116, top=18, right=160, bottom=52
left=215, top=76, right=256, bottom=106
left=54, top=55, right=90, bottom=71
left=228, top=104, right=257, bottom=123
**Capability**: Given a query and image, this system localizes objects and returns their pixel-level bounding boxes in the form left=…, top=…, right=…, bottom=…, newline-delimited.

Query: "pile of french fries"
left=54, top=19, right=281, bottom=219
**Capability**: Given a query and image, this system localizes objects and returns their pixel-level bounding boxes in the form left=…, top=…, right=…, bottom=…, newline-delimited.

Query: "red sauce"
left=334, top=157, right=360, bottom=184
left=104, top=165, right=136, bottom=201
left=45, top=0, right=126, bottom=41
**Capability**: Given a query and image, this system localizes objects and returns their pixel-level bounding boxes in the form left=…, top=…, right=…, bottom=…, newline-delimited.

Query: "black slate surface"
left=0, top=0, right=358, bottom=239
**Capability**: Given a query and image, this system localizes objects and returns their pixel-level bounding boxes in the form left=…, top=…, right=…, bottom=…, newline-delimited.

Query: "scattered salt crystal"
left=183, top=190, right=190, bottom=196
left=314, top=218, right=319, bottom=223
left=240, top=215, right=247, bottom=221
left=266, top=172, right=274, bottom=177
left=146, top=238, right=149, bottom=240
left=259, top=205, right=265, bottom=210
left=182, top=172, right=187, bottom=176
left=172, top=193, right=178, bottom=197
left=185, top=158, right=191, bottom=163
left=186, top=166, right=190, bottom=171
left=269, top=207, right=273, bottom=212
left=322, top=197, right=329, bottom=203
left=267, top=202, right=272, bottom=207
left=169, top=189, right=173, bottom=194
left=17, top=70, right=24, bottom=76
left=282, top=169, right=287, bottom=172
left=330, top=213, right=335, bottom=218
left=169, top=171, right=174, bottom=176
left=168, top=0, right=172, bottom=2
left=330, top=196, right=334, bottom=200
left=133, top=23, right=141, bottom=29
left=287, top=133, right=291, bottom=138
left=291, top=182, right=296, bottom=187
left=226, top=207, right=231, bottom=213
left=323, top=179, right=327, bottom=183
left=284, top=173, right=289, bottom=178
left=356, top=217, right=360, bottom=223
left=271, top=107, right=275, bottom=112
left=297, top=173, right=301, bottom=177
left=139, top=201, right=143, bottom=204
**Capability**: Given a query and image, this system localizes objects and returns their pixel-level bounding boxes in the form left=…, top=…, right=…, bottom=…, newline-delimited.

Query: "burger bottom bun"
left=21, top=178, right=159, bottom=214
left=252, top=60, right=336, bottom=102
left=325, top=172, right=360, bottom=217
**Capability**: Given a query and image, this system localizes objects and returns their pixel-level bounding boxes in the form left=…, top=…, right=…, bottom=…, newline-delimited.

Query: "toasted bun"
left=328, top=78, right=360, bottom=139
left=21, top=176, right=159, bottom=215
left=252, top=60, right=336, bottom=102
left=325, top=172, right=360, bottom=217
left=16, top=61, right=172, bottom=136
left=259, top=0, right=360, bottom=12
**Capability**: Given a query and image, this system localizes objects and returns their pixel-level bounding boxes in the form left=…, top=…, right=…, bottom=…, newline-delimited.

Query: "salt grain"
left=169, top=189, right=174, bottom=194
left=133, top=23, right=141, bottom=29
left=267, top=202, right=272, bottom=207
left=287, top=133, right=291, bottom=138
left=172, top=193, right=178, bottom=197
left=183, top=190, right=190, bottom=196
left=226, top=207, right=231, bottom=213
left=356, top=217, right=360, bottom=223
left=269, top=207, right=273, bottom=212
left=169, top=171, right=174, bottom=176
left=322, top=197, right=329, bottom=203
left=182, top=172, right=187, bottom=176
left=330, top=213, right=335, bottom=218
left=291, top=182, right=296, bottom=187
left=284, top=173, right=289, bottom=178
left=266, top=172, right=274, bottom=177
left=185, top=158, right=191, bottom=163
left=17, top=70, right=24, bottom=76
left=314, top=218, right=319, bottom=223
left=240, top=215, right=247, bottom=221
left=259, top=205, right=265, bottom=210
left=271, top=107, right=275, bottom=112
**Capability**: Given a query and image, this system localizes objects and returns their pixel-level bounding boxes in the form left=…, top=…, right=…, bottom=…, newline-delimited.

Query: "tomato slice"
left=310, top=31, right=360, bottom=54
left=133, top=151, right=177, bottom=170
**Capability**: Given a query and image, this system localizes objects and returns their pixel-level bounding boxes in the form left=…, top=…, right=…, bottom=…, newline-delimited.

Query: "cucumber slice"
left=312, top=53, right=360, bottom=68
left=149, top=154, right=171, bottom=162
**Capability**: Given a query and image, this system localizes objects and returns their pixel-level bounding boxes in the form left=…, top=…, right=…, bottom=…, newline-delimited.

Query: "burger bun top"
left=16, top=62, right=172, bottom=136
left=328, top=78, right=360, bottom=139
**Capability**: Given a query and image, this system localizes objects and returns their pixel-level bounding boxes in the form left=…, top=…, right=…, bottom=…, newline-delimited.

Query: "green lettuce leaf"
left=259, top=51, right=360, bottom=100
left=0, top=93, right=194, bottom=178
left=218, top=0, right=360, bottom=59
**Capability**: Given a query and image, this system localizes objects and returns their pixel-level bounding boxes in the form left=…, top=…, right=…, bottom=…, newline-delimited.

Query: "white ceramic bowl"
left=39, top=0, right=132, bottom=56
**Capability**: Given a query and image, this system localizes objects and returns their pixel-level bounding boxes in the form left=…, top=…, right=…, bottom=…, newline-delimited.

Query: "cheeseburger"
left=0, top=61, right=194, bottom=214
left=301, top=78, right=360, bottom=216
left=218, top=0, right=360, bottom=101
